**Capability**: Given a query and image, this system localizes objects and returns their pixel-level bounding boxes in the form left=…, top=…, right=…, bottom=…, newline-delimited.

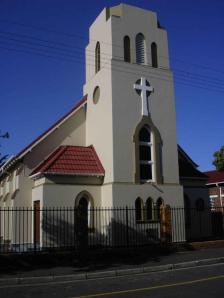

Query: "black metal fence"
left=0, top=206, right=223, bottom=254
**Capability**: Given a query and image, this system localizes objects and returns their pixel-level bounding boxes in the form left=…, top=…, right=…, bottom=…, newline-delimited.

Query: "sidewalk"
left=0, top=242, right=224, bottom=285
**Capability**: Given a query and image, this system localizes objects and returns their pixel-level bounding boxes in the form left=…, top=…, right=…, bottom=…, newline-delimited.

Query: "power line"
left=1, top=30, right=224, bottom=90
left=0, top=42, right=224, bottom=94
left=1, top=18, right=224, bottom=76
left=1, top=29, right=224, bottom=86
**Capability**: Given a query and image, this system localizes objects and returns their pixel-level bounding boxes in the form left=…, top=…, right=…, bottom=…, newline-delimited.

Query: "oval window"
left=93, top=86, right=100, bottom=104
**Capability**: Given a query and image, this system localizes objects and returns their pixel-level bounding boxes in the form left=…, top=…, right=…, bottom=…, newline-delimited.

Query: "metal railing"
left=0, top=206, right=223, bottom=254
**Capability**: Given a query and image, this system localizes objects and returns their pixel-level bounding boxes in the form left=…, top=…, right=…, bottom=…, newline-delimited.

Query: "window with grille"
left=139, top=126, right=153, bottom=182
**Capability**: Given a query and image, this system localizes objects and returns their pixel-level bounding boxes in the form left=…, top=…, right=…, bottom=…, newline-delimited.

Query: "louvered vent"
left=136, top=33, right=146, bottom=65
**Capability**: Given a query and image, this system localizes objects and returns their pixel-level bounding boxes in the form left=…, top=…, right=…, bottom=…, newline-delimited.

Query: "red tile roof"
left=204, top=170, right=224, bottom=184
left=17, top=95, right=87, bottom=159
left=30, top=145, right=105, bottom=177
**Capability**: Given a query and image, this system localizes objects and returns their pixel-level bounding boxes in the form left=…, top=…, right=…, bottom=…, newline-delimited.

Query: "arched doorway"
left=75, top=191, right=94, bottom=251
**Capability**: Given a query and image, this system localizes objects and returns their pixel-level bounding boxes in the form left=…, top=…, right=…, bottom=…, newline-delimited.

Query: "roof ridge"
left=89, top=145, right=105, bottom=174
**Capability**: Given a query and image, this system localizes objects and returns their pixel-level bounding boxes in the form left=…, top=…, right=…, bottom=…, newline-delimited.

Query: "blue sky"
left=0, top=0, right=223, bottom=171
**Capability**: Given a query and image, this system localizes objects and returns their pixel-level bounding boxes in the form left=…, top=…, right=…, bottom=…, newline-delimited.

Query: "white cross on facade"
left=134, top=77, right=154, bottom=116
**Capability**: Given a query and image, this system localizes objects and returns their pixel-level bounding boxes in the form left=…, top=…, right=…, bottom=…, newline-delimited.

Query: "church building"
left=0, top=4, right=210, bottom=246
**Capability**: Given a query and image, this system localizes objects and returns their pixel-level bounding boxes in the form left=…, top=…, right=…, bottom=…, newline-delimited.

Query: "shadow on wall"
left=41, top=210, right=161, bottom=250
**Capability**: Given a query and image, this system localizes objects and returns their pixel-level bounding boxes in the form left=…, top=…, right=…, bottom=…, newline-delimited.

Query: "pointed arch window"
left=95, top=42, right=100, bottom=73
left=156, top=197, right=164, bottom=220
left=151, top=42, right=158, bottom=68
left=146, top=197, right=153, bottom=221
left=124, top=36, right=131, bottom=62
left=135, top=197, right=143, bottom=221
left=136, top=33, right=146, bottom=65
left=139, top=126, right=154, bottom=182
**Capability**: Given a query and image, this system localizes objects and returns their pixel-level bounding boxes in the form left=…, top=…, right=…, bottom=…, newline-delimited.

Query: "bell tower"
left=84, top=4, right=184, bottom=207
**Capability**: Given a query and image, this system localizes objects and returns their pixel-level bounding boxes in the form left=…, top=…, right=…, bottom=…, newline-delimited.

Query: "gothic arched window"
left=133, top=117, right=163, bottom=184
left=95, top=42, right=100, bottom=73
left=146, top=197, right=153, bottom=221
left=135, top=197, right=143, bottom=221
left=136, top=33, right=146, bottom=65
left=124, top=36, right=131, bottom=62
left=156, top=197, right=164, bottom=220
left=151, top=42, right=158, bottom=68
left=139, top=126, right=153, bottom=182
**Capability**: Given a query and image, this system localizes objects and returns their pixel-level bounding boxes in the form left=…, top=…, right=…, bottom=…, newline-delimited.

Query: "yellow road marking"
left=71, top=274, right=224, bottom=298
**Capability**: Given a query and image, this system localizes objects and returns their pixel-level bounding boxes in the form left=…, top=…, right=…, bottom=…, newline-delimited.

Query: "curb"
left=0, top=257, right=224, bottom=286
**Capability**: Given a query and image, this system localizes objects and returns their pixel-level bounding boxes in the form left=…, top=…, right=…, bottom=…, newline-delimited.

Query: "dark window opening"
left=124, top=36, right=131, bottom=62
left=151, top=42, right=158, bottom=68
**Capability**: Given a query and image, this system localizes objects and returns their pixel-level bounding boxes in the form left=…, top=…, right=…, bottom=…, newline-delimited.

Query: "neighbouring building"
left=204, top=170, right=224, bottom=209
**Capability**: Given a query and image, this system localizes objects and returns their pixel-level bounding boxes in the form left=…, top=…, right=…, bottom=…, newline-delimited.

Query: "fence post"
left=126, top=206, right=129, bottom=247
left=73, top=206, right=76, bottom=252
left=160, top=205, right=172, bottom=243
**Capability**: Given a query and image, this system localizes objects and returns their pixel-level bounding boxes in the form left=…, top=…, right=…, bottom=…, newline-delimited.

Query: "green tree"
left=213, top=146, right=224, bottom=171
left=0, top=131, right=9, bottom=167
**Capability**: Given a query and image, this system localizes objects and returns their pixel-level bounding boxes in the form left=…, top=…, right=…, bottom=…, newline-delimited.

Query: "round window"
left=93, top=86, right=100, bottom=104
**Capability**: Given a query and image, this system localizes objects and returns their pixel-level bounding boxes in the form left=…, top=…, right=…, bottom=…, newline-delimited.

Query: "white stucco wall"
left=24, top=107, right=86, bottom=170
left=84, top=4, right=183, bottom=209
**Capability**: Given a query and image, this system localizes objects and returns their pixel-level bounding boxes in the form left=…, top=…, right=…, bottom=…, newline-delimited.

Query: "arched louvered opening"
left=135, top=197, right=143, bottom=221
left=136, top=33, right=146, bottom=65
left=124, top=35, right=131, bottom=62
left=95, top=42, right=100, bottom=73
left=151, top=42, right=158, bottom=68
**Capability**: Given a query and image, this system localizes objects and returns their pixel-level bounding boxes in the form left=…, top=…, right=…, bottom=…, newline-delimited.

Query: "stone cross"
left=134, top=77, right=154, bottom=116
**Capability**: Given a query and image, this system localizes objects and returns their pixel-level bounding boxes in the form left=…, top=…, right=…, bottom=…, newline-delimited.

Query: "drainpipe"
left=216, top=183, right=223, bottom=208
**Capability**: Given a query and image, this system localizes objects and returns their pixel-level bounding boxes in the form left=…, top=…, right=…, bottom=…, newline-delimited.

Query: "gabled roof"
left=30, top=145, right=105, bottom=177
left=178, top=145, right=198, bottom=168
left=178, top=146, right=207, bottom=179
left=17, top=95, right=87, bottom=159
left=203, top=170, right=224, bottom=184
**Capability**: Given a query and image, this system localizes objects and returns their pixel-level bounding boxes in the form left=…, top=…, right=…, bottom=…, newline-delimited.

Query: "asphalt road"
left=1, top=263, right=224, bottom=298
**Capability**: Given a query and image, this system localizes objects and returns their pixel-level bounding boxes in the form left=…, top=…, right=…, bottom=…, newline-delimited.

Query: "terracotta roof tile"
left=30, top=145, right=105, bottom=177
left=204, top=170, right=224, bottom=184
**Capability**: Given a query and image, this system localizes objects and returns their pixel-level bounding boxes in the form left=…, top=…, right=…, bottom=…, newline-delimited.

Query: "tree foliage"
left=213, top=146, right=224, bottom=171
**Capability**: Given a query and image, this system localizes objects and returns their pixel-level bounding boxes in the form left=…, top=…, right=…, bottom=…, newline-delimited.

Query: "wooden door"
left=34, top=201, right=40, bottom=244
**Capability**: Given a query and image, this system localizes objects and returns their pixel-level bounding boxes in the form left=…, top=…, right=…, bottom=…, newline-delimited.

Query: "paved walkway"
left=0, top=244, right=224, bottom=284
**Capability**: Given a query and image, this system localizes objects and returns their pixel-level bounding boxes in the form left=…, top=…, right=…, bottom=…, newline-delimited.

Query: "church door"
left=33, top=200, right=40, bottom=245
left=77, top=197, right=89, bottom=251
